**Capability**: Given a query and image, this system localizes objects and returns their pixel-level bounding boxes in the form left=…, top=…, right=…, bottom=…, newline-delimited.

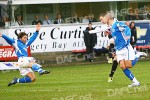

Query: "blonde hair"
left=105, top=11, right=115, bottom=19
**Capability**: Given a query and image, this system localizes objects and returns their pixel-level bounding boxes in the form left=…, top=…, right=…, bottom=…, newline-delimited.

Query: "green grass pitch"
left=0, top=61, right=150, bottom=100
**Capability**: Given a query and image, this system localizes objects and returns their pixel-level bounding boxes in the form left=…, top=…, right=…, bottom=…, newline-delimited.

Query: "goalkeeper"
left=0, top=23, right=50, bottom=86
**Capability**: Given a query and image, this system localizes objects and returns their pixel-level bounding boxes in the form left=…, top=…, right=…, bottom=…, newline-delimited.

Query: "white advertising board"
left=0, top=62, right=19, bottom=70
left=1, top=24, right=109, bottom=53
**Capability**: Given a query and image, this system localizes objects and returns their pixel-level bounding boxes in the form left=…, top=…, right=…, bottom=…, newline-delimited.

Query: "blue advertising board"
left=135, top=21, right=150, bottom=46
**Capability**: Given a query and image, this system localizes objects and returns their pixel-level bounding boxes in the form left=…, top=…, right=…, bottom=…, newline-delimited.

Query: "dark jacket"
left=54, top=18, right=64, bottom=24
left=71, top=17, right=80, bottom=23
left=83, top=27, right=97, bottom=47
left=89, top=18, right=97, bottom=22
left=130, top=26, right=137, bottom=45
left=32, top=20, right=42, bottom=25
left=125, top=15, right=135, bottom=21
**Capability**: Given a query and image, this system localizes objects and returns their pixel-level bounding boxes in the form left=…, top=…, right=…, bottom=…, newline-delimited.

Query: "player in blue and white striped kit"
left=101, top=11, right=141, bottom=87
left=0, top=23, right=50, bottom=86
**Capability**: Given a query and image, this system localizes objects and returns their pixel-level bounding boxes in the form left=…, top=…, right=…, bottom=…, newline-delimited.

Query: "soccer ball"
left=18, top=57, right=30, bottom=68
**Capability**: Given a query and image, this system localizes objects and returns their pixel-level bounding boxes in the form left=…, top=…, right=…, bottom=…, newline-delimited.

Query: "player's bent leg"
left=128, top=52, right=147, bottom=68
left=132, top=57, right=139, bottom=67
left=128, top=82, right=140, bottom=88
left=125, top=60, right=132, bottom=68
left=108, top=59, right=118, bottom=82
left=29, top=62, right=42, bottom=72
left=26, top=72, right=36, bottom=82
left=120, top=60, right=135, bottom=82
left=119, top=60, right=140, bottom=87
left=124, top=61, right=140, bottom=87
left=16, top=72, right=35, bottom=83
left=8, top=72, right=34, bottom=86
left=136, top=51, right=148, bottom=58
left=131, top=52, right=147, bottom=67
left=125, top=44, right=138, bottom=67
left=8, top=77, right=18, bottom=86
left=123, top=68, right=140, bottom=87
left=29, top=62, right=50, bottom=75
left=119, top=60, right=126, bottom=70
left=18, top=57, right=49, bottom=75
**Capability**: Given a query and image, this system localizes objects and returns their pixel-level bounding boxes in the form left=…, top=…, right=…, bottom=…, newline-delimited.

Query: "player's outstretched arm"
left=89, top=30, right=101, bottom=34
left=0, top=33, right=15, bottom=45
left=36, top=23, right=41, bottom=31
left=89, top=25, right=111, bottom=34
left=26, top=23, right=41, bottom=46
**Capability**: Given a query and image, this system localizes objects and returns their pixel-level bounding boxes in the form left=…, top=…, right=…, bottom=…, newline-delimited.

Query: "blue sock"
left=123, top=68, right=134, bottom=80
left=132, top=57, right=139, bottom=67
left=18, top=76, right=32, bottom=83
left=32, top=64, right=43, bottom=73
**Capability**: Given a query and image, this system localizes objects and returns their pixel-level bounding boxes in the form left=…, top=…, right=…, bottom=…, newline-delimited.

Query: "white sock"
left=134, top=47, right=136, bottom=52
left=38, top=69, right=42, bottom=73
left=135, top=52, right=142, bottom=58
left=132, top=77, right=139, bottom=83
left=17, top=79, right=19, bottom=83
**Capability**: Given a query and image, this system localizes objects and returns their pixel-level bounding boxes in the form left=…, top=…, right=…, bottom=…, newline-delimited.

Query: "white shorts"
left=116, top=44, right=135, bottom=62
left=18, top=57, right=36, bottom=76
left=18, top=57, right=36, bottom=68
left=19, top=68, right=33, bottom=76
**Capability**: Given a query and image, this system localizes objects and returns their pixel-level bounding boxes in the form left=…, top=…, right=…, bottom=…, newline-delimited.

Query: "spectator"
left=82, top=14, right=89, bottom=23
left=133, top=9, right=143, bottom=20
left=32, top=15, right=42, bottom=25
left=54, top=13, right=65, bottom=24
left=125, top=9, right=135, bottom=20
left=71, top=13, right=80, bottom=23
left=143, top=7, right=150, bottom=20
left=130, top=21, right=137, bottom=49
left=83, top=22, right=97, bottom=62
left=15, top=15, right=24, bottom=26
left=147, top=11, right=150, bottom=19
left=42, top=15, right=52, bottom=25
left=89, top=14, right=97, bottom=22
left=1, top=16, right=10, bottom=27
left=147, top=6, right=150, bottom=19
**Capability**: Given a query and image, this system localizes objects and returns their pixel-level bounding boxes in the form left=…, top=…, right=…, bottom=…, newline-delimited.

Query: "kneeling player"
left=0, top=23, right=50, bottom=86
